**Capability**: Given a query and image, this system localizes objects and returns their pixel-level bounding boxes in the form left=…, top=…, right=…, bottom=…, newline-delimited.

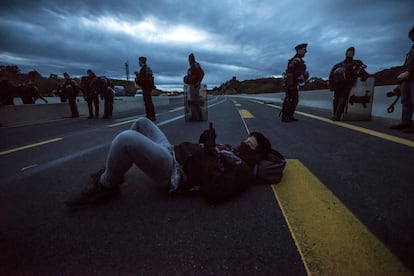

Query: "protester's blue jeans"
left=401, top=79, right=414, bottom=123
left=100, top=117, right=173, bottom=190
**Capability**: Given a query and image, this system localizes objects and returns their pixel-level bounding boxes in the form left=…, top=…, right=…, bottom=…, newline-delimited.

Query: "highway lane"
left=0, top=95, right=413, bottom=275
left=230, top=97, right=413, bottom=275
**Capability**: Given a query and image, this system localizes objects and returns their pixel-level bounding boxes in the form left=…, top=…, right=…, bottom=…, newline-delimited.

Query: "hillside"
left=211, top=66, right=402, bottom=95
left=1, top=65, right=403, bottom=96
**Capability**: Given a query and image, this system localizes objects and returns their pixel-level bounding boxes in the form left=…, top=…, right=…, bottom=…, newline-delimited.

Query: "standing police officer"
left=328, top=47, right=369, bottom=121
left=62, top=72, right=79, bottom=118
left=390, top=26, right=414, bottom=133
left=184, top=53, right=205, bottom=121
left=281, top=43, right=309, bottom=122
left=101, top=82, right=114, bottom=119
left=83, top=69, right=100, bottom=119
left=135, top=56, right=156, bottom=121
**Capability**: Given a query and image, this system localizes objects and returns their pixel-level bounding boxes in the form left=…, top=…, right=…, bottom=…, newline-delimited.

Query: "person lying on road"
left=65, top=117, right=286, bottom=209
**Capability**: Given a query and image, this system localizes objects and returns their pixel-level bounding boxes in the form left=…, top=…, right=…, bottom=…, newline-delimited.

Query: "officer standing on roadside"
left=85, top=69, right=100, bottom=119
left=184, top=53, right=205, bottom=121
left=135, top=56, right=156, bottom=121
left=390, top=25, right=414, bottom=133
left=328, top=47, right=369, bottom=121
left=62, top=72, right=79, bottom=118
left=101, top=82, right=114, bottom=119
left=281, top=43, right=309, bottom=122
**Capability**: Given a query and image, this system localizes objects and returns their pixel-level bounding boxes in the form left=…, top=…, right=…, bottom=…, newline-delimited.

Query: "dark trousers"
left=68, top=95, right=79, bottom=117
left=189, top=84, right=202, bottom=121
left=400, top=79, right=414, bottom=123
left=87, top=93, right=99, bottom=118
left=332, top=85, right=352, bottom=120
left=281, top=87, right=299, bottom=120
left=143, top=89, right=156, bottom=120
left=103, top=94, right=114, bottom=118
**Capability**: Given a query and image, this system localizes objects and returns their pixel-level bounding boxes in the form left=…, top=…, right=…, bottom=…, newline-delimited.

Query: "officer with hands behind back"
left=281, top=43, right=309, bottom=122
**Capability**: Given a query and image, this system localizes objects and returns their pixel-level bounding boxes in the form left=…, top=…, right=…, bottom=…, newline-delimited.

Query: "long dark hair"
left=249, top=132, right=271, bottom=157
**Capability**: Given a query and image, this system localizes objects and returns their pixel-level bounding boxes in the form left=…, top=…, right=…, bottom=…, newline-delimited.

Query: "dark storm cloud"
left=0, top=0, right=413, bottom=90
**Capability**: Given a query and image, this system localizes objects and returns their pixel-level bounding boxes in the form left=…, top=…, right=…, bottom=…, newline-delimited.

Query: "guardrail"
left=0, top=85, right=402, bottom=127
left=236, top=85, right=401, bottom=121
left=0, top=96, right=183, bottom=127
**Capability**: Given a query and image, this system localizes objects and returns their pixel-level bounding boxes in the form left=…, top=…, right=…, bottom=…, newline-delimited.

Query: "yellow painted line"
left=0, top=138, right=63, bottom=156
left=272, top=159, right=411, bottom=275
left=108, top=119, right=136, bottom=127
left=249, top=99, right=265, bottom=105
left=239, top=109, right=254, bottom=118
left=264, top=103, right=414, bottom=148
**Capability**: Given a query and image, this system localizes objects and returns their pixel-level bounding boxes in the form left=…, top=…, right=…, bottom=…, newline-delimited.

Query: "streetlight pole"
left=125, top=61, right=129, bottom=81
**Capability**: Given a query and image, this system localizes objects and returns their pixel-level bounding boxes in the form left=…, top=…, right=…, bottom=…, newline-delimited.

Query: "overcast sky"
left=0, top=0, right=413, bottom=90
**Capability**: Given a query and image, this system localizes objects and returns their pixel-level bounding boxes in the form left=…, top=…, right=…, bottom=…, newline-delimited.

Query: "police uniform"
left=83, top=70, right=100, bottom=119
left=281, top=43, right=308, bottom=122
left=136, top=57, right=156, bottom=121
left=184, top=53, right=205, bottom=121
left=397, top=27, right=414, bottom=131
left=101, top=82, right=114, bottom=119
left=328, top=47, right=368, bottom=121
left=62, top=74, right=79, bottom=118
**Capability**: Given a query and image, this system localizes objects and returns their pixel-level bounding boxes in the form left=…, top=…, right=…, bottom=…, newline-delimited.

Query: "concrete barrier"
left=0, top=95, right=175, bottom=127
left=1, top=85, right=402, bottom=127
left=236, top=85, right=401, bottom=121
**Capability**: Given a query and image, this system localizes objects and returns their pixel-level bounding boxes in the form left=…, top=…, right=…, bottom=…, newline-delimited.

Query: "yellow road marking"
left=272, top=159, right=411, bottom=275
left=0, top=138, right=63, bottom=156
left=108, top=119, right=136, bottom=127
left=239, top=109, right=254, bottom=118
left=264, top=103, right=414, bottom=148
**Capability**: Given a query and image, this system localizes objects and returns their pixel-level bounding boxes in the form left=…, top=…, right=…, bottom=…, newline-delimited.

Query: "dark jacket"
left=329, top=58, right=367, bottom=91
left=80, top=75, right=95, bottom=97
left=285, top=54, right=307, bottom=89
left=173, top=142, right=252, bottom=202
left=0, top=80, right=15, bottom=105
left=136, top=65, right=155, bottom=90
left=184, top=62, right=204, bottom=86
left=62, top=78, right=79, bottom=97
left=402, top=44, right=414, bottom=80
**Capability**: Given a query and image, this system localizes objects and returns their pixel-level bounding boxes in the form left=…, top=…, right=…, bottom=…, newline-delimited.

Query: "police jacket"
left=184, top=62, right=204, bottom=86
left=329, top=58, right=367, bottom=91
left=402, top=44, right=414, bottom=80
left=62, top=79, right=78, bottom=96
left=285, top=54, right=308, bottom=89
left=80, top=76, right=96, bottom=96
left=135, top=65, right=155, bottom=90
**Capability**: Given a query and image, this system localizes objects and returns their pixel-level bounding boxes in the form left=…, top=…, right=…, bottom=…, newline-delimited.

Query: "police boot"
left=332, top=99, right=339, bottom=121
left=87, top=105, right=94, bottom=119
left=107, top=102, right=113, bottom=119
left=290, top=100, right=299, bottom=121
left=281, top=99, right=294, bottom=122
left=334, top=98, right=347, bottom=121
left=102, top=103, right=110, bottom=119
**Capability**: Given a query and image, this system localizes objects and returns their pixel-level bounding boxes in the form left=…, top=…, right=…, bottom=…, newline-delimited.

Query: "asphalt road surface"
left=1, top=95, right=413, bottom=275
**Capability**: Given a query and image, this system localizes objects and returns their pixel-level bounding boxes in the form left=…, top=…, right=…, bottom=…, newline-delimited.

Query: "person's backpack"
left=255, top=148, right=286, bottom=184
left=95, top=77, right=108, bottom=94
left=333, top=66, right=348, bottom=84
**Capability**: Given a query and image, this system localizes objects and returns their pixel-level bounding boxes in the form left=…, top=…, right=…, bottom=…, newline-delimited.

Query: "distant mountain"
left=372, top=66, right=403, bottom=85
